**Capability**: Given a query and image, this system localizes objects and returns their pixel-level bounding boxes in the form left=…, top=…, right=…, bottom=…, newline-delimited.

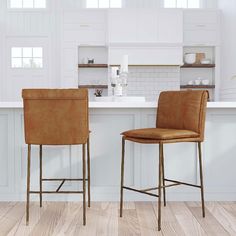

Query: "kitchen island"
left=0, top=102, right=236, bottom=201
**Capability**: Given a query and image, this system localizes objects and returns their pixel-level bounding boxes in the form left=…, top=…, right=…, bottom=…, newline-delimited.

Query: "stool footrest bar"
left=30, top=191, right=83, bottom=194
left=164, top=178, right=201, bottom=188
left=42, top=178, right=88, bottom=181
left=141, top=183, right=181, bottom=192
left=123, top=186, right=159, bottom=198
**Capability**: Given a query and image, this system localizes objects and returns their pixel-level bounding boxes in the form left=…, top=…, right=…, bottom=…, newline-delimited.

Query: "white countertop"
left=1, top=101, right=236, bottom=109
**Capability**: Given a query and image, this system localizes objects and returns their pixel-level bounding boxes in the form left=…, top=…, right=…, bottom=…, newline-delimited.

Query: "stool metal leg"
left=39, top=145, right=42, bottom=207
left=198, top=142, right=205, bottom=218
left=162, top=149, right=166, bottom=207
left=82, top=143, right=86, bottom=225
left=87, top=137, right=91, bottom=207
left=120, top=137, right=125, bottom=217
left=26, top=144, right=31, bottom=225
left=158, top=143, right=163, bottom=231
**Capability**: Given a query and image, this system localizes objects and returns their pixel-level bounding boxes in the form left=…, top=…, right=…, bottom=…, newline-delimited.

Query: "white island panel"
left=0, top=104, right=236, bottom=201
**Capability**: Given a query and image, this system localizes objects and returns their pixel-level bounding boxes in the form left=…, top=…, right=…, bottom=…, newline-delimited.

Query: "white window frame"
left=7, top=0, right=47, bottom=9
left=86, top=0, right=122, bottom=8
left=162, top=0, right=203, bottom=8
left=11, top=47, right=43, bottom=69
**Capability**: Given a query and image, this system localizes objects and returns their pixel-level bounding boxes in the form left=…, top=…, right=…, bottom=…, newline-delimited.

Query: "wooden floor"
left=0, top=202, right=236, bottom=236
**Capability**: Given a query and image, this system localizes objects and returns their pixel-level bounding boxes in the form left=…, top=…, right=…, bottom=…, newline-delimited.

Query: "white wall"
left=218, top=0, right=236, bottom=101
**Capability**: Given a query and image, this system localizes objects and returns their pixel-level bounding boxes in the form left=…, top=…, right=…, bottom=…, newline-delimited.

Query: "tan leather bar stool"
left=22, top=89, right=90, bottom=226
left=120, top=90, right=208, bottom=231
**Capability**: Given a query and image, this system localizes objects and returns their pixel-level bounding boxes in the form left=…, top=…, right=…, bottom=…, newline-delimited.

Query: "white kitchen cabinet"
left=109, top=47, right=183, bottom=65
left=157, top=9, right=183, bottom=43
left=108, top=9, right=137, bottom=43
left=136, top=9, right=158, bottom=43
left=183, top=10, right=220, bottom=46
left=63, top=10, right=107, bottom=45
left=108, top=9, right=183, bottom=44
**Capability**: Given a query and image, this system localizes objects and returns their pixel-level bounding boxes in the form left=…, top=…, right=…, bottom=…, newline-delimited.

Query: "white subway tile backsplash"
left=127, top=66, right=180, bottom=101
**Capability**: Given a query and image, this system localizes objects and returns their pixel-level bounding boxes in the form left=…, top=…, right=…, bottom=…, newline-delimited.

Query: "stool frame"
left=26, top=137, right=91, bottom=226
left=120, top=137, right=205, bottom=231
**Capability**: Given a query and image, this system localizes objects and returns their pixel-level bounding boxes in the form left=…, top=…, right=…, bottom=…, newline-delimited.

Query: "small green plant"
left=94, top=89, right=103, bottom=97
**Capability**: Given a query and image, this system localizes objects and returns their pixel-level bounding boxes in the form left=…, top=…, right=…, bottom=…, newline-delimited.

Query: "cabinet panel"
left=158, top=10, right=183, bottom=43
left=183, top=10, right=220, bottom=45
left=136, top=9, right=158, bottom=42
left=184, top=11, right=219, bottom=24
left=63, top=10, right=107, bottom=45
left=109, top=9, right=183, bottom=44
left=184, top=30, right=219, bottom=45
left=108, top=9, right=136, bottom=43
left=109, top=47, right=182, bottom=65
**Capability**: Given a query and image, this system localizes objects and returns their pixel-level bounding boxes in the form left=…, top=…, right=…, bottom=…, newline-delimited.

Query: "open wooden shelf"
left=78, top=85, right=108, bottom=89
left=78, top=64, right=108, bottom=68
left=181, top=64, right=215, bottom=68
left=180, top=85, right=215, bottom=89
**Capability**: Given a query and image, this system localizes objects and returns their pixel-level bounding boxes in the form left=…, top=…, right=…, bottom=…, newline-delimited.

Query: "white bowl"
left=184, top=53, right=196, bottom=64
left=195, top=80, right=201, bottom=85
left=201, top=79, right=210, bottom=85
left=188, top=80, right=193, bottom=85
left=201, top=59, right=212, bottom=64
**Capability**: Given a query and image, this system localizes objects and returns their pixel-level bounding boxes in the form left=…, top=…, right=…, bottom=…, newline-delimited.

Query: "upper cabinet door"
left=108, top=9, right=183, bottom=44
left=157, top=10, right=183, bottom=44
left=183, top=10, right=220, bottom=46
left=136, top=9, right=158, bottom=42
left=108, top=9, right=137, bottom=43
left=63, top=10, right=107, bottom=45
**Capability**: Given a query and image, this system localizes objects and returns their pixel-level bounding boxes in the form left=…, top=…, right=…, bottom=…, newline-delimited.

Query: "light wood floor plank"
left=186, top=202, right=230, bottom=236
left=0, top=203, right=25, bottom=236
left=29, top=202, right=66, bottom=236
left=135, top=202, right=163, bottom=236
left=206, top=202, right=236, bottom=235
left=0, top=202, right=235, bottom=236
left=152, top=202, right=186, bottom=236
left=7, top=202, right=48, bottom=236
left=170, top=202, right=206, bottom=236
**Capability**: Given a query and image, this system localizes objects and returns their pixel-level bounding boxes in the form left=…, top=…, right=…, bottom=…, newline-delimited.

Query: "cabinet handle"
left=80, top=24, right=90, bottom=27
left=196, top=24, right=206, bottom=28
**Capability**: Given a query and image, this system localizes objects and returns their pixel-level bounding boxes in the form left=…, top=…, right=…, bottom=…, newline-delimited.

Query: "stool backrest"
left=22, top=89, right=89, bottom=145
left=157, top=90, right=208, bottom=141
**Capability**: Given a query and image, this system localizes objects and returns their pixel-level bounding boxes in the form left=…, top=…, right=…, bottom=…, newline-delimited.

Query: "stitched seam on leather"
left=198, top=91, right=207, bottom=138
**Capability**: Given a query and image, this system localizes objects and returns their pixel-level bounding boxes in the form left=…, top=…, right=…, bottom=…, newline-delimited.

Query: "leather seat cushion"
left=122, top=128, right=199, bottom=141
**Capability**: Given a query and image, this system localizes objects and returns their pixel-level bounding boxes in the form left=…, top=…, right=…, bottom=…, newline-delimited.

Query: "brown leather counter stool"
left=120, top=90, right=208, bottom=231
left=22, top=89, right=90, bottom=226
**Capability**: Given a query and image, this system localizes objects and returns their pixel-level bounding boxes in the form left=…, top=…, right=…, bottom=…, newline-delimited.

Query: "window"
left=9, top=0, right=46, bottom=8
left=11, top=47, right=43, bottom=68
left=164, top=0, right=200, bottom=8
left=86, top=0, right=122, bottom=8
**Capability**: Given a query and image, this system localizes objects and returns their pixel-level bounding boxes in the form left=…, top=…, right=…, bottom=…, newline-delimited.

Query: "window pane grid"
left=164, top=0, right=200, bottom=8
left=11, top=47, right=43, bottom=69
left=86, top=0, right=122, bottom=8
left=9, top=0, right=46, bottom=8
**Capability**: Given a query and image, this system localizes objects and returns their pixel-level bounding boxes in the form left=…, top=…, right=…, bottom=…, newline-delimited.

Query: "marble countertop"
left=0, top=101, right=236, bottom=109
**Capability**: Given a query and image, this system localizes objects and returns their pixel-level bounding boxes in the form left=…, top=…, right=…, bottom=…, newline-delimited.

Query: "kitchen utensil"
left=196, top=53, right=205, bottom=64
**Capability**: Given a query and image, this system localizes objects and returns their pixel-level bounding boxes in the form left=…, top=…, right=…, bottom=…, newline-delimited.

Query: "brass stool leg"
left=158, top=143, right=163, bottom=231
left=120, top=137, right=125, bottom=217
left=82, top=144, right=86, bottom=225
left=87, top=137, right=91, bottom=207
left=26, top=144, right=31, bottom=225
left=39, top=145, right=42, bottom=207
left=198, top=142, right=205, bottom=218
left=162, top=149, right=166, bottom=207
